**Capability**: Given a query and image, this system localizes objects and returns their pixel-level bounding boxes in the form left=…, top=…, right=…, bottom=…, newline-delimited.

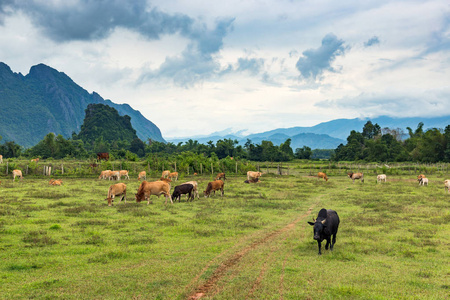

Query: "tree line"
left=0, top=114, right=449, bottom=163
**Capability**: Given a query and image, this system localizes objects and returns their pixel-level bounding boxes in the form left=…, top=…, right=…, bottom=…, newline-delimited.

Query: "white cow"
left=377, top=174, right=387, bottom=183
left=444, top=180, right=450, bottom=193
left=12, top=169, right=23, bottom=181
left=419, top=177, right=428, bottom=186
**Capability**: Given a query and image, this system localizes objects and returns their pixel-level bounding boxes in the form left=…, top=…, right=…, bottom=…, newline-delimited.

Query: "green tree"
left=295, top=146, right=312, bottom=159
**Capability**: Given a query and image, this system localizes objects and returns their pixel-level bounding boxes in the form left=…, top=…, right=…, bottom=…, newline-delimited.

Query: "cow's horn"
left=321, top=219, right=326, bottom=224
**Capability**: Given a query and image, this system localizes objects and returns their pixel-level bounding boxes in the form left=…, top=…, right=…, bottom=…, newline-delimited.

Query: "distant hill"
left=76, top=103, right=139, bottom=144
left=167, top=116, right=450, bottom=150
left=245, top=116, right=450, bottom=141
left=0, top=62, right=164, bottom=147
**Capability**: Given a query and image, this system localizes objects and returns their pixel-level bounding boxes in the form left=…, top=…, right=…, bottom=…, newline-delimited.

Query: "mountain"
left=166, top=116, right=450, bottom=150
left=76, top=103, right=139, bottom=144
left=0, top=62, right=164, bottom=147
left=245, top=116, right=450, bottom=141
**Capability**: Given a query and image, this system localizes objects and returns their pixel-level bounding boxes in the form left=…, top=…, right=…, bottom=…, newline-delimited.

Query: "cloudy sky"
left=1, top=0, right=449, bottom=138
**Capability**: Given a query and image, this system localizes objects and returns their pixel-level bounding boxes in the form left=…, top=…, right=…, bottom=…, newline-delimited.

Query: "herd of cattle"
left=103, top=170, right=263, bottom=206
left=3, top=161, right=450, bottom=255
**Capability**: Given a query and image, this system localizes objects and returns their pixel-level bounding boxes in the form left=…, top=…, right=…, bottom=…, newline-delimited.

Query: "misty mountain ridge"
left=167, top=115, right=450, bottom=150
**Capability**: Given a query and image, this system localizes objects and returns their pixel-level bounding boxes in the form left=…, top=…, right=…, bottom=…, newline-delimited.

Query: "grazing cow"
left=0, top=154, right=3, bottom=163
left=172, top=184, right=194, bottom=202
left=215, top=172, right=226, bottom=181
left=204, top=180, right=224, bottom=198
left=108, top=170, right=121, bottom=181
left=317, top=172, right=328, bottom=181
left=138, top=171, right=146, bottom=181
left=135, top=180, right=172, bottom=204
left=444, top=180, right=450, bottom=193
left=307, top=208, right=340, bottom=255
left=419, top=177, right=428, bottom=186
left=119, top=170, right=129, bottom=180
left=247, top=171, right=262, bottom=181
left=182, top=181, right=199, bottom=199
left=96, top=152, right=110, bottom=161
left=347, top=172, right=364, bottom=183
left=98, top=170, right=111, bottom=180
left=89, top=163, right=99, bottom=168
left=193, top=172, right=198, bottom=176
left=49, top=179, right=63, bottom=186
left=161, top=170, right=170, bottom=178
left=377, top=174, right=387, bottom=183
left=12, top=169, right=23, bottom=181
left=105, top=183, right=127, bottom=206
left=31, top=158, right=39, bottom=163
left=169, top=172, right=178, bottom=181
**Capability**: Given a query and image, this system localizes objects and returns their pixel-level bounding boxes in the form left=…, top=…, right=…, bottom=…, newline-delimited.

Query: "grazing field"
left=0, top=170, right=449, bottom=299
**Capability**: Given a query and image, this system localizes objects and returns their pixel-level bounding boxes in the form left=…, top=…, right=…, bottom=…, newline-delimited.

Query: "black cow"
left=171, top=184, right=194, bottom=202
left=307, top=208, right=340, bottom=255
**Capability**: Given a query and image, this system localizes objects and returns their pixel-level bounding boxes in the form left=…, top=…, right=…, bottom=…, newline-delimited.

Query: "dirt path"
left=186, top=207, right=314, bottom=299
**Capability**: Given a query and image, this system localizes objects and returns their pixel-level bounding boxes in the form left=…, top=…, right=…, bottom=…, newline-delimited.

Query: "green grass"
left=0, top=169, right=448, bottom=299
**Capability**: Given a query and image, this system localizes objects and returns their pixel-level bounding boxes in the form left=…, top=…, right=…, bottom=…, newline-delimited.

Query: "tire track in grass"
left=187, top=207, right=314, bottom=300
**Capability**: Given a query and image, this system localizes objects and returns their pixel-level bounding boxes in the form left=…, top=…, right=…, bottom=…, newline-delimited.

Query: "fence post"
left=236, top=162, right=238, bottom=174
left=61, top=164, right=64, bottom=175
left=6, top=161, right=8, bottom=175
left=211, top=162, right=213, bottom=175
left=175, top=162, right=177, bottom=172
left=200, top=163, right=203, bottom=174
left=26, top=165, right=29, bottom=175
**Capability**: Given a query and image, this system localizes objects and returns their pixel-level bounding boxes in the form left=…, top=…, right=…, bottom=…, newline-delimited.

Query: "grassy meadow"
left=0, top=163, right=449, bottom=299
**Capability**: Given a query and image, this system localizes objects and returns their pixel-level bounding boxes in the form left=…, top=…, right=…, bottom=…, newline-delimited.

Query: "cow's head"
left=105, top=198, right=113, bottom=206
left=203, top=190, right=210, bottom=198
left=347, top=172, right=353, bottom=178
left=135, top=193, right=143, bottom=203
left=308, top=218, right=327, bottom=241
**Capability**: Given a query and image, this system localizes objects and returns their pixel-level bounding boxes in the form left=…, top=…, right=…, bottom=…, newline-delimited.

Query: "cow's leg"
left=325, top=238, right=331, bottom=250
left=221, top=188, right=224, bottom=197
left=317, top=241, right=322, bottom=255
left=331, top=233, right=337, bottom=251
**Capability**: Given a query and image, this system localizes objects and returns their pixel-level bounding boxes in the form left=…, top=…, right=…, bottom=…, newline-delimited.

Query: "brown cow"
left=31, top=158, right=39, bottom=163
left=12, top=169, right=23, bottom=181
left=204, top=180, right=224, bottom=198
left=0, top=154, right=3, bottom=163
left=138, top=171, right=146, bottom=181
left=98, top=170, right=111, bottom=180
left=161, top=170, right=170, bottom=178
left=49, top=179, right=63, bottom=186
left=169, top=172, right=178, bottom=181
left=347, top=172, right=364, bottom=183
left=417, top=174, right=426, bottom=180
left=247, top=171, right=262, bottom=181
left=119, top=170, right=129, bottom=180
left=97, top=152, right=109, bottom=161
left=106, top=183, right=127, bottom=206
left=135, top=180, right=172, bottom=204
left=215, top=172, right=226, bottom=181
left=317, top=172, right=328, bottom=181
left=108, top=170, right=120, bottom=181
